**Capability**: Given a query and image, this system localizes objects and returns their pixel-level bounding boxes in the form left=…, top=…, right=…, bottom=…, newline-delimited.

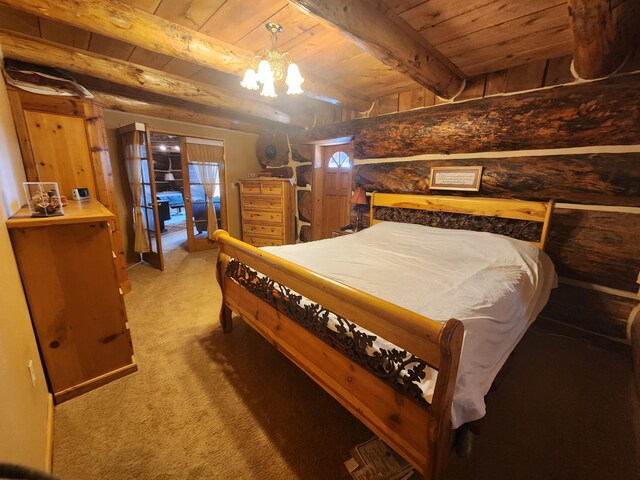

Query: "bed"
left=213, top=193, right=555, bottom=479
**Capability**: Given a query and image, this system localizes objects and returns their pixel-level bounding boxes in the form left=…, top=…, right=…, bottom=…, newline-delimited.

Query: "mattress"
left=261, top=221, right=557, bottom=428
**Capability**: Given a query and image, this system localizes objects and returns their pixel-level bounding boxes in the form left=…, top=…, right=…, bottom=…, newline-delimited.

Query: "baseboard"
left=44, top=393, right=54, bottom=473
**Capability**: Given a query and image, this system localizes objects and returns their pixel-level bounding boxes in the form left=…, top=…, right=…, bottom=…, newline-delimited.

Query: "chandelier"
left=240, top=23, right=304, bottom=97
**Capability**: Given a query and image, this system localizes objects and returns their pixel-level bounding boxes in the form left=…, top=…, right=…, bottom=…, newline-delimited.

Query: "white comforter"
left=262, top=221, right=556, bottom=428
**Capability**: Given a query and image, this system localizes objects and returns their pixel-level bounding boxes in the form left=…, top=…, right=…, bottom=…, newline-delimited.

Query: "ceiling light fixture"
left=241, top=23, right=304, bottom=98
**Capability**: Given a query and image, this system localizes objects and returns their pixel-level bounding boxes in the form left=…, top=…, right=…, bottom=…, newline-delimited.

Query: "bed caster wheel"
left=455, top=427, right=474, bottom=458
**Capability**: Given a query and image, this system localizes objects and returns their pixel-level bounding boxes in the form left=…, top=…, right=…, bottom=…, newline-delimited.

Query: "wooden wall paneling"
left=544, top=55, right=575, bottom=86
left=127, top=47, right=173, bottom=71
left=38, top=18, right=91, bottom=49
left=540, top=283, right=636, bottom=340
left=294, top=72, right=640, bottom=158
left=455, top=74, right=486, bottom=101
left=546, top=208, right=640, bottom=293
left=87, top=33, right=136, bottom=60
left=353, top=154, right=640, bottom=206
left=484, top=69, right=508, bottom=96
left=379, top=94, right=399, bottom=115
left=410, top=87, right=426, bottom=109
left=504, top=59, right=547, bottom=93
left=398, top=91, right=412, bottom=112
left=153, top=0, right=224, bottom=30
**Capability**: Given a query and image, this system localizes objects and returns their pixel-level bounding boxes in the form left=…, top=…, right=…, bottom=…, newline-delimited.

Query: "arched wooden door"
left=320, top=144, right=353, bottom=239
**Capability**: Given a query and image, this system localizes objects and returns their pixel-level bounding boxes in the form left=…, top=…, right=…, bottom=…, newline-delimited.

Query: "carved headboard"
left=370, top=193, right=554, bottom=249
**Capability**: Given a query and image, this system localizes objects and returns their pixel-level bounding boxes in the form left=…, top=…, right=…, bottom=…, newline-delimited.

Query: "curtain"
left=122, top=130, right=150, bottom=253
left=186, top=143, right=223, bottom=241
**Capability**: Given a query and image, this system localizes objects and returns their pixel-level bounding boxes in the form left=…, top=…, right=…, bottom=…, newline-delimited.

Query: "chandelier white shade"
left=241, top=23, right=304, bottom=97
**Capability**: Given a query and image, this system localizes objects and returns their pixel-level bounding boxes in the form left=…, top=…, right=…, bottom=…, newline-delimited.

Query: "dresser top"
left=6, top=200, right=114, bottom=229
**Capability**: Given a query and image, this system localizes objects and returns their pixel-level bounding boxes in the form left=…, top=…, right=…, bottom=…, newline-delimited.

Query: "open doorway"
left=149, top=131, right=226, bottom=253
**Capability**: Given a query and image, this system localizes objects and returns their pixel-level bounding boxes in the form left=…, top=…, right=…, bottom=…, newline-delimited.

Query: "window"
left=327, top=151, right=351, bottom=168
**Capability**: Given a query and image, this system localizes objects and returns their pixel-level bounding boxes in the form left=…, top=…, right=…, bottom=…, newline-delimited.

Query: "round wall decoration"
left=256, top=131, right=289, bottom=168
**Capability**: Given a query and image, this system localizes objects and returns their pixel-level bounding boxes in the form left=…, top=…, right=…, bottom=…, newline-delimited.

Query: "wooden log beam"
left=91, top=91, right=266, bottom=134
left=0, top=0, right=373, bottom=111
left=288, top=0, right=465, bottom=99
left=568, top=0, right=639, bottom=79
left=291, top=72, right=640, bottom=157
left=0, top=30, right=314, bottom=127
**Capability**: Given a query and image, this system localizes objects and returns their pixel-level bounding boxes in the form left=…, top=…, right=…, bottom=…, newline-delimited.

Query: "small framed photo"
left=429, top=166, right=483, bottom=191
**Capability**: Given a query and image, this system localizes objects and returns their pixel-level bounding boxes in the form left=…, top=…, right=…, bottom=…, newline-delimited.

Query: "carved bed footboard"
left=214, top=230, right=464, bottom=479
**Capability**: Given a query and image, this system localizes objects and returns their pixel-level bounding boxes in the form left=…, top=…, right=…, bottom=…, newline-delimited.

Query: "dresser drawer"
left=243, top=210, right=283, bottom=223
left=240, top=182, right=261, bottom=195
left=261, top=182, right=282, bottom=195
left=242, top=195, right=282, bottom=210
left=244, top=235, right=284, bottom=247
left=243, top=223, right=284, bottom=237
left=240, top=181, right=283, bottom=196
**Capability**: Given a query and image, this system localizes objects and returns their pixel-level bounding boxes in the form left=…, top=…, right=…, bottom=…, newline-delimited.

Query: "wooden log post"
left=568, top=0, right=639, bottom=79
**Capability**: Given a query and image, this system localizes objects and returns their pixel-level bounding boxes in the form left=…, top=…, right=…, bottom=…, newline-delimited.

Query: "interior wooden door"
left=320, top=144, right=353, bottom=239
left=181, top=136, right=226, bottom=252
left=119, top=123, right=164, bottom=271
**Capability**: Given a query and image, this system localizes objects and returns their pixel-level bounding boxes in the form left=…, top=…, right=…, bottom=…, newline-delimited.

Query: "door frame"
left=181, top=135, right=227, bottom=252
left=311, top=140, right=354, bottom=241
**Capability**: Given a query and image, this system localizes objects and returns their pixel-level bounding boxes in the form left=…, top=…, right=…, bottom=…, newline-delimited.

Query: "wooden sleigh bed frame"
left=214, top=193, right=553, bottom=479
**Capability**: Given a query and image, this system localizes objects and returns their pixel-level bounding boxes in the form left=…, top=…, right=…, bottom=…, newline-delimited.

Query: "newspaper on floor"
left=344, top=436, right=415, bottom=480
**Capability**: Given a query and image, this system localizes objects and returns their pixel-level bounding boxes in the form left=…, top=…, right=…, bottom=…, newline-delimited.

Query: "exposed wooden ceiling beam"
left=91, top=91, right=267, bottom=134
left=568, top=0, right=638, bottom=79
left=0, top=30, right=316, bottom=127
left=0, top=0, right=373, bottom=111
left=287, top=0, right=466, bottom=99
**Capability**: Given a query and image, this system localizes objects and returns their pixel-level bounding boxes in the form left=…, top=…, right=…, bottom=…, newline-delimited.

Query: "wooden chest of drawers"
left=239, top=178, right=295, bottom=247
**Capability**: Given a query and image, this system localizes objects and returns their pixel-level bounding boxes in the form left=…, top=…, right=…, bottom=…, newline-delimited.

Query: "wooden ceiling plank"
left=0, top=30, right=312, bottom=127
left=384, top=0, right=426, bottom=16
left=88, top=32, right=136, bottom=60
left=0, top=0, right=371, bottom=111
left=568, top=0, right=639, bottom=79
left=198, top=0, right=288, bottom=46
left=234, top=4, right=318, bottom=52
left=399, top=0, right=496, bottom=32
left=287, top=0, right=465, bottom=99
left=38, top=18, right=91, bottom=49
left=0, top=6, right=40, bottom=37
left=91, top=91, right=267, bottom=134
left=153, top=0, right=226, bottom=31
left=127, top=46, right=174, bottom=70
left=416, top=0, right=568, bottom=47
left=451, top=26, right=572, bottom=70
left=436, top=5, right=571, bottom=58
left=162, top=58, right=205, bottom=78
left=462, top=40, right=574, bottom=77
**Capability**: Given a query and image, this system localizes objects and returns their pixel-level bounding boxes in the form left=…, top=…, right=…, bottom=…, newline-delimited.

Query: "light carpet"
left=52, top=232, right=640, bottom=479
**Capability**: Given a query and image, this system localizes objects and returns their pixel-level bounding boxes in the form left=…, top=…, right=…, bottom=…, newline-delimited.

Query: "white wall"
left=0, top=74, right=50, bottom=469
left=103, top=110, right=261, bottom=260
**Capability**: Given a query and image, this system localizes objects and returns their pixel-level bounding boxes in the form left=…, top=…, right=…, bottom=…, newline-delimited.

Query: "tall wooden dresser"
left=239, top=178, right=295, bottom=246
left=7, top=201, right=136, bottom=403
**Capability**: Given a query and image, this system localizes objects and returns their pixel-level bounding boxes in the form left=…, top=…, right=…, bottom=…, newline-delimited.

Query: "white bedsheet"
left=261, top=221, right=557, bottom=428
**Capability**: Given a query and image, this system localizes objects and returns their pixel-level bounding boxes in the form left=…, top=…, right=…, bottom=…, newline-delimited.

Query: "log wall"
left=289, top=67, right=640, bottom=346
